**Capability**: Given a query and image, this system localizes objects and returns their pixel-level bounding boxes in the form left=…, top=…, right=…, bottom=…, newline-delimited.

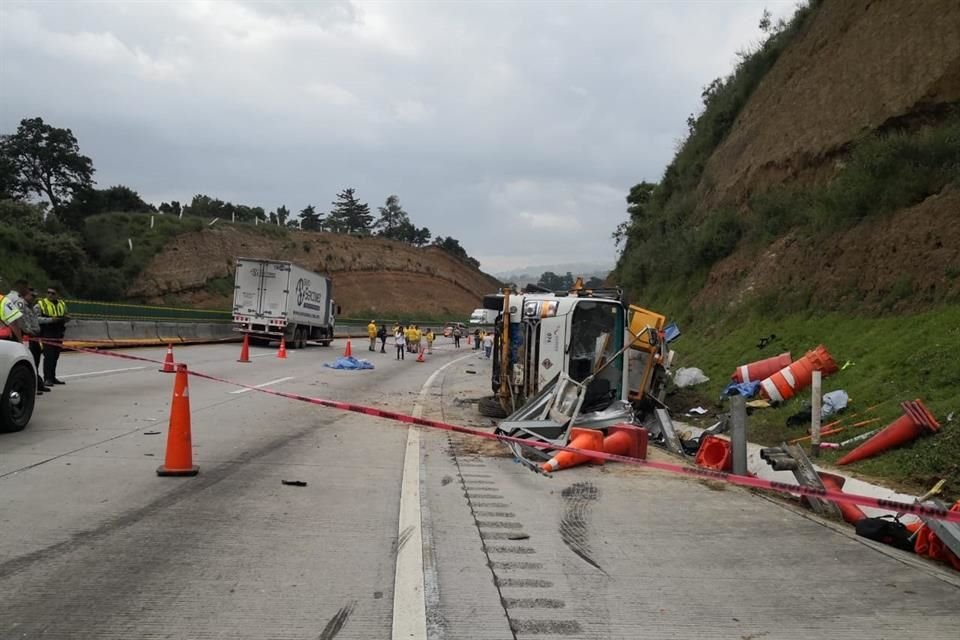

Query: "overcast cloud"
left=0, top=0, right=795, bottom=272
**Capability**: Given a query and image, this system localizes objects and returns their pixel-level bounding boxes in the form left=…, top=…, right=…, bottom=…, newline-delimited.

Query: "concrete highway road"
left=1, top=339, right=958, bottom=639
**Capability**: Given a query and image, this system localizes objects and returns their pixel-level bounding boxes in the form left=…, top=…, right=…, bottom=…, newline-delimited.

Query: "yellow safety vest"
left=37, top=298, right=67, bottom=318
left=0, top=294, right=23, bottom=325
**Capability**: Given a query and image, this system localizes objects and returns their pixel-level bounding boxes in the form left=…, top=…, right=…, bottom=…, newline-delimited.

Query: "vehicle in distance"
left=469, top=308, right=498, bottom=325
left=0, top=340, right=36, bottom=433
left=232, top=258, right=339, bottom=348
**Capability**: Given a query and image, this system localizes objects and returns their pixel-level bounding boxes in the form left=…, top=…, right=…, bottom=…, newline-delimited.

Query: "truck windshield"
left=567, top=301, right=624, bottom=412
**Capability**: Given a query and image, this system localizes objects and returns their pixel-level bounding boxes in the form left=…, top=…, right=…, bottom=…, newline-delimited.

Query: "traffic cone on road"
left=817, top=471, right=866, bottom=524
left=159, top=344, right=176, bottom=373
left=541, top=428, right=604, bottom=473
left=237, top=334, right=251, bottom=363
left=416, top=348, right=425, bottom=363
left=602, top=424, right=648, bottom=460
left=157, top=364, right=199, bottom=477
left=837, top=399, right=940, bottom=465
left=277, top=336, right=288, bottom=359
left=344, top=339, right=353, bottom=358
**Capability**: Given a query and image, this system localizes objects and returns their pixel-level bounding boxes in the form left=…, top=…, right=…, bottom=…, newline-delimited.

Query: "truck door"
left=257, top=261, right=290, bottom=319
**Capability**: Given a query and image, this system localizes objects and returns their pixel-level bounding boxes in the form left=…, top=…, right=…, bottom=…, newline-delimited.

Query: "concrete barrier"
left=106, top=320, right=137, bottom=344
left=64, top=319, right=112, bottom=344
left=177, top=323, right=200, bottom=342
left=63, top=319, right=240, bottom=348
left=156, top=322, right=183, bottom=344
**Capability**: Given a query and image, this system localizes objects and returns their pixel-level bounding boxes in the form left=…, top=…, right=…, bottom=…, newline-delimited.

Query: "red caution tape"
left=37, top=338, right=960, bottom=525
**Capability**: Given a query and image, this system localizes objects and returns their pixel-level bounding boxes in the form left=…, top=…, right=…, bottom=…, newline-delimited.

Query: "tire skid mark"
left=317, top=600, right=356, bottom=640
left=559, top=481, right=607, bottom=574
left=394, top=524, right=415, bottom=554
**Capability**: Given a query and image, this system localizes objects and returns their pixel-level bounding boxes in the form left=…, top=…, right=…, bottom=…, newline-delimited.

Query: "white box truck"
left=232, top=258, right=338, bottom=348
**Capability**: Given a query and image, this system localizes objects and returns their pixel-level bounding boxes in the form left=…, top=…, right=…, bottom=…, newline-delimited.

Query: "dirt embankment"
left=699, top=0, right=960, bottom=209
left=130, top=226, right=502, bottom=317
left=693, top=187, right=960, bottom=311
left=681, top=0, right=960, bottom=313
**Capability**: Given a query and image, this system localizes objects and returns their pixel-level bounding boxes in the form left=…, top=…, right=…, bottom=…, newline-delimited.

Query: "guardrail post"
left=731, top=395, right=748, bottom=476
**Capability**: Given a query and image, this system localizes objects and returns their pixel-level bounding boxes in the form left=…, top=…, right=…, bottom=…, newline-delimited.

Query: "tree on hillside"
left=411, top=225, right=431, bottom=247
left=60, top=185, right=154, bottom=231
left=276, top=205, right=290, bottom=226
left=433, top=235, right=480, bottom=268
left=327, top=188, right=372, bottom=234
left=613, top=181, right=656, bottom=249
left=374, top=195, right=411, bottom=238
left=298, top=204, right=324, bottom=231
left=0, top=117, right=95, bottom=213
left=158, top=201, right=182, bottom=216
left=584, top=276, right=606, bottom=288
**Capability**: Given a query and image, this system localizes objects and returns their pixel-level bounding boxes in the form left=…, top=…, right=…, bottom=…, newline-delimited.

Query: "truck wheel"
left=296, top=327, right=307, bottom=349
left=1, top=362, right=36, bottom=433
left=478, top=396, right=508, bottom=419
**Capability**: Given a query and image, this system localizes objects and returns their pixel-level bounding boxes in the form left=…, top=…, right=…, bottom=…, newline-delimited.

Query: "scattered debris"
left=508, top=533, right=531, bottom=540
left=822, top=390, right=849, bottom=418
left=323, top=356, right=374, bottom=370
left=756, top=334, right=777, bottom=349
left=758, top=444, right=841, bottom=519
left=143, top=430, right=161, bottom=435
left=687, top=406, right=708, bottom=415
left=281, top=480, right=308, bottom=487
left=838, top=399, right=940, bottom=466
left=674, top=367, right=709, bottom=388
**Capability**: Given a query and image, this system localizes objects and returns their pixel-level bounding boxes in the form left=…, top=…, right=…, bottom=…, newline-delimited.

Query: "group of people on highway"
left=365, top=319, right=495, bottom=360
left=0, top=278, right=69, bottom=394
left=367, top=320, right=437, bottom=360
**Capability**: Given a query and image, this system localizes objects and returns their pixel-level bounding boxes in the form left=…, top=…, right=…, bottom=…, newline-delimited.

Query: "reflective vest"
left=367, top=323, right=377, bottom=338
left=37, top=298, right=67, bottom=318
left=0, top=294, right=23, bottom=339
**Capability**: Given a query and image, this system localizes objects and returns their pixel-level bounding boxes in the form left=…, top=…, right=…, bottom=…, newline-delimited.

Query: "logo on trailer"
left=296, top=278, right=307, bottom=306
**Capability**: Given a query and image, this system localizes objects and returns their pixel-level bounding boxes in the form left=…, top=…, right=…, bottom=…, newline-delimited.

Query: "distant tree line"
left=0, top=116, right=480, bottom=273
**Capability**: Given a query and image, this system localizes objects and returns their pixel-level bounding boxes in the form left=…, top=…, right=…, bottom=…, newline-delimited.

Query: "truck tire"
left=478, top=395, right=508, bottom=419
left=1, top=362, right=36, bottom=433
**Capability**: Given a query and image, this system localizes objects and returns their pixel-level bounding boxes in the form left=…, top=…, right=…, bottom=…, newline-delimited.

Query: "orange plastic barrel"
left=760, top=345, right=838, bottom=403
left=695, top=436, right=732, bottom=472
left=731, top=352, right=792, bottom=383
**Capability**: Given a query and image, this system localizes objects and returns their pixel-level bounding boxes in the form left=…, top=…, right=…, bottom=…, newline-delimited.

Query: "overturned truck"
left=484, top=280, right=675, bottom=473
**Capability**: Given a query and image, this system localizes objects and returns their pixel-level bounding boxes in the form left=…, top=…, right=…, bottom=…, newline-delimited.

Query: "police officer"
left=20, top=288, right=49, bottom=394
left=36, top=286, right=69, bottom=386
left=367, top=320, right=377, bottom=351
left=0, top=289, right=24, bottom=342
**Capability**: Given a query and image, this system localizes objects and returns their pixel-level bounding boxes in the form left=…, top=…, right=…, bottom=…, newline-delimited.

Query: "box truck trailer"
left=232, top=258, right=338, bottom=348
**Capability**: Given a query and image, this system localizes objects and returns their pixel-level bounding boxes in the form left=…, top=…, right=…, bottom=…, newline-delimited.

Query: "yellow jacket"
left=367, top=322, right=377, bottom=338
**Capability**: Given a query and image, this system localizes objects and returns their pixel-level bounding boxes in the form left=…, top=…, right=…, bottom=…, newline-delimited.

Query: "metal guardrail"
left=66, top=299, right=232, bottom=323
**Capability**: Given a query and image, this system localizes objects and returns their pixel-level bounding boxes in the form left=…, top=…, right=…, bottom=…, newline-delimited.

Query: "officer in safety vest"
left=36, top=286, right=70, bottom=386
left=367, top=320, right=377, bottom=351
left=0, top=291, right=24, bottom=342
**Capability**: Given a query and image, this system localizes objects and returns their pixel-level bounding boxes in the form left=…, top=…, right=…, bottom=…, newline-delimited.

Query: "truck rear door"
left=234, top=259, right=290, bottom=319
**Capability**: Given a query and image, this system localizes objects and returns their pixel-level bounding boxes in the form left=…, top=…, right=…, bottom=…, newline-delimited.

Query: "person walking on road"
left=473, top=328, right=481, bottom=350
left=426, top=328, right=435, bottom=354
left=395, top=325, right=406, bottom=360
left=377, top=324, right=387, bottom=353
left=37, top=286, right=69, bottom=386
left=483, top=331, right=494, bottom=358
left=453, top=326, right=462, bottom=349
left=367, top=320, right=377, bottom=351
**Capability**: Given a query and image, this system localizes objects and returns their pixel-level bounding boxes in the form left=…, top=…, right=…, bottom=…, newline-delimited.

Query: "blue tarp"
left=324, top=356, right=375, bottom=370
left=723, top=380, right=761, bottom=398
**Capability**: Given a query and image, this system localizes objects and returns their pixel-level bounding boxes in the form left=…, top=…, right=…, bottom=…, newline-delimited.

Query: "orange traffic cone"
left=237, top=333, right=251, bottom=363
left=695, top=435, right=733, bottom=471
left=817, top=472, right=866, bottom=524
left=277, top=336, right=288, bottom=359
left=159, top=344, right=175, bottom=372
left=157, top=364, right=199, bottom=477
left=837, top=399, right=940, bottom=465
left=541, top=428, right=604, bottom=473
left=416, top=349, right=425, bottom=363
left=344, top=339, right=353, bottom=358
left=603, top=424, right=648, bottom=460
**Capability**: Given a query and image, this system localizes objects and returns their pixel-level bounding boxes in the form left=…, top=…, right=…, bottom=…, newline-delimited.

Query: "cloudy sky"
left=0, top=0, right=795, bottom=273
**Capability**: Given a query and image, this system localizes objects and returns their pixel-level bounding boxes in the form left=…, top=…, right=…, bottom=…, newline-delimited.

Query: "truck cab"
left=485, top=284, right=628, bottom=415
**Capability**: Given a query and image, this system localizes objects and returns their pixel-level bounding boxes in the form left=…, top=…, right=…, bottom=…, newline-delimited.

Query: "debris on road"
left=324, top=356, right=375, bottom=370
left=674, top=367, right=709, bottom=388
left=143, top=430, right=161, bottom=435
left=281, top=480, right=308, bottom=487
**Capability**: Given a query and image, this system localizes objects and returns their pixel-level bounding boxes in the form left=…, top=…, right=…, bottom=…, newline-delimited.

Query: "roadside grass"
left=670, top=305, right=960, bottom=499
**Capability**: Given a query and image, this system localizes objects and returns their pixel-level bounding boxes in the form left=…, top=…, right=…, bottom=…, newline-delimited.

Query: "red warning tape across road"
left=41, top=339, right=960, bottom=524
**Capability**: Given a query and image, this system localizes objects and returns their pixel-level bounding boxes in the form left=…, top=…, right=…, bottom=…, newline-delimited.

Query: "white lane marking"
left=228, top=376, right=295, bottom=394
left=393, top=353, right=475, bottom=640
left=59, top=366, right=147, bottom=379
left=251, top=352, right=276, bottom=358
